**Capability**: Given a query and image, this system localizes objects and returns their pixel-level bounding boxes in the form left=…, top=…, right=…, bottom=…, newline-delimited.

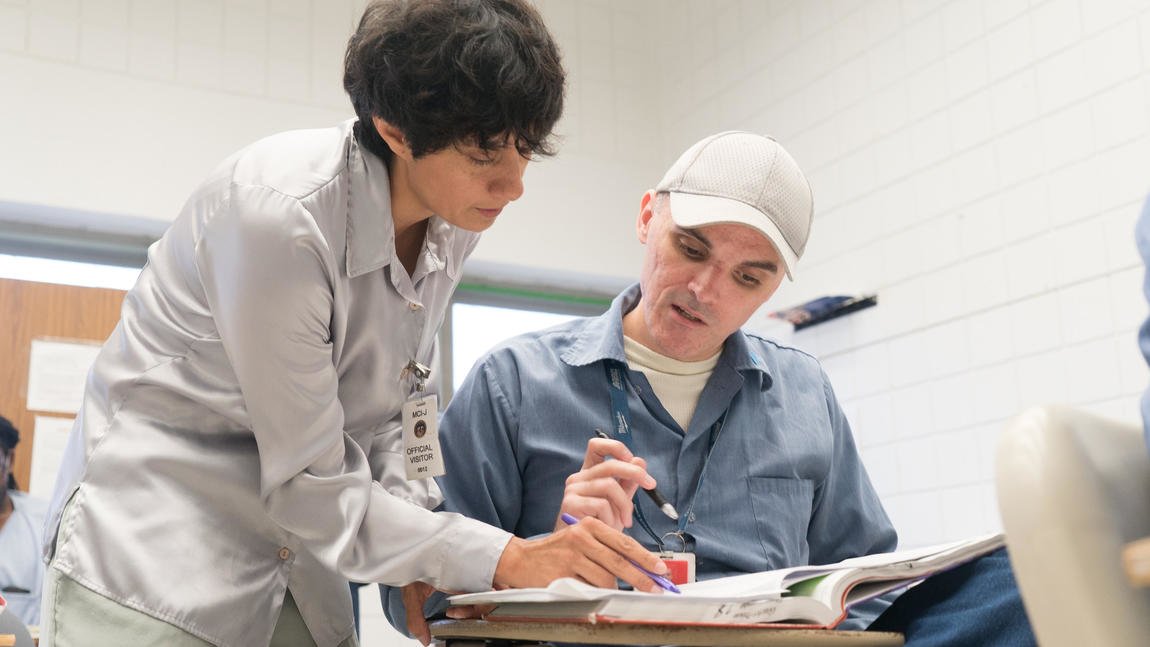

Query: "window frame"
left=439, top=282, right=616, bottom=402
left=1, top=209, right=629, bottom=406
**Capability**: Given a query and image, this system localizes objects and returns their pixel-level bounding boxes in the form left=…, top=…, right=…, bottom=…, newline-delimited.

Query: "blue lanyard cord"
left=604, top=362, right=663, bottom=548
left=605, top=363, right=634, bottom=443
left=676, top=412, right=727, bottom=534
left=603, top=361, right=727, bottom=546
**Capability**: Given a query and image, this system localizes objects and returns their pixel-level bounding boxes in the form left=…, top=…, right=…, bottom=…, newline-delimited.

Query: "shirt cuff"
left=435, top=513, right=513, bottom=593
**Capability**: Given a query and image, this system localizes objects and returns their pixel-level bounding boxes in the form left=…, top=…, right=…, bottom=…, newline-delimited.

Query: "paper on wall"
left=25, top=339, right=101, bottom=414
left=29, top=415, right=75, bottom=499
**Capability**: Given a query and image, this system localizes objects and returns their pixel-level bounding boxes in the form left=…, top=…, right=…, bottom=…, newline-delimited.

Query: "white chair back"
left=995, top=406, right=1150, bottom=647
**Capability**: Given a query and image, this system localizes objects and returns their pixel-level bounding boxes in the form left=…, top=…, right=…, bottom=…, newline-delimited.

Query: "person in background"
left=0, top=415, right=46, bottom=628
left=38, top=2, right=666, bottom=646
left=385, top=131, right=1036, bottom=646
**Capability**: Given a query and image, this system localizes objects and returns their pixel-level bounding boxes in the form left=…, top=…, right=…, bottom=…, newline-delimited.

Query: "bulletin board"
left=0, top=277, right=125, bottom=493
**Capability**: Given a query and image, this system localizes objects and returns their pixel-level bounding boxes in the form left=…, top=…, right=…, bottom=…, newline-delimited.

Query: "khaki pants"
left=40, top=498, right=356, bottom=647
left=40, top=567, right=356, bottom=647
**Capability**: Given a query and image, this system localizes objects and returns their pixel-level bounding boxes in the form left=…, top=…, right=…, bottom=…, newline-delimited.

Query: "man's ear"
left=637, top=190, right=657, bottom=244
left=372, top=116, right=413, bottom=161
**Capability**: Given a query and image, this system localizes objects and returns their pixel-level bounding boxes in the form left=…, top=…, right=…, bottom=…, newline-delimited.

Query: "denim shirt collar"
left=344, top=124, right=457, bottom=281
left=562, top=283, right=774, bottom=389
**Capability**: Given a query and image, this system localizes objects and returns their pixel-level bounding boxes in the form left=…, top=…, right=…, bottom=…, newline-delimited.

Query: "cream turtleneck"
left=622, top=336, right=720, bottom=431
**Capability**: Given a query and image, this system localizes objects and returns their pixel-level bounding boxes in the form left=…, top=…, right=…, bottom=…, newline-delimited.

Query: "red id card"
left=657, top=551, right=696, bottom=585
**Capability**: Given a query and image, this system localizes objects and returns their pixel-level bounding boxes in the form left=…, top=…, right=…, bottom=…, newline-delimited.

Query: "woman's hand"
left=493, top=515, right=669, bottom=593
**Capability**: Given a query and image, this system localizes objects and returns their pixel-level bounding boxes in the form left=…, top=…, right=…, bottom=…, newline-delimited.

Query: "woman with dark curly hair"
left=39, top=2, right=667, bottom=646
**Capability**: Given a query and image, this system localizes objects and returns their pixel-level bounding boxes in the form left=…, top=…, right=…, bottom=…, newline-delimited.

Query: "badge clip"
left=401, top=359, right=432, bottom=392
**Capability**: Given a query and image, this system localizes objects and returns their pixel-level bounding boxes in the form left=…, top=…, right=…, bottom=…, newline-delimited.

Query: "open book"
left=449, top=532, right=1004, bottom=628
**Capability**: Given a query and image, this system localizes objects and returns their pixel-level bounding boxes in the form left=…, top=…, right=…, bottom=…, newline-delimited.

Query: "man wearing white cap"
left=384, top=132, right=1034, bottom=645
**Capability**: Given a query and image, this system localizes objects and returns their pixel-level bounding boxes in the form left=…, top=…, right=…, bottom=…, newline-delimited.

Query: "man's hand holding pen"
left=405, top=436, right=682, bottom=644
left=558, top=433, right=678, bottom=532
left=403, top=513, right=673, bottom=645
left=405, top=505, right=674, bottom=645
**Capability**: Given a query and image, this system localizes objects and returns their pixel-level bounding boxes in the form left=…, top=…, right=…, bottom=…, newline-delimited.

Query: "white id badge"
left=657, top=551, right=696, bottom=585
left=402, top=395, right=444, bottom=480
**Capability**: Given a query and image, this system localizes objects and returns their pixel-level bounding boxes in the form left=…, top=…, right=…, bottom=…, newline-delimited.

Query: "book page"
left=451, top=533, right=1005, bottom=628
left=677, top=569, right=793, bottom=597
left=835, top=533, right=1002, bottom=569
left=450, top=576, right=787, bottom=607
left=450, top=579, right=629, bottom=605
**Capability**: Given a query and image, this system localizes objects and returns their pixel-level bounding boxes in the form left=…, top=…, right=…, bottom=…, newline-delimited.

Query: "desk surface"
left=430, top=619, right=904, bottom=646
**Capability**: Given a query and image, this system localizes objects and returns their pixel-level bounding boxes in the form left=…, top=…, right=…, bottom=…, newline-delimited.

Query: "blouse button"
left=278, top=547, right=292, bottom=561
left=408, top=301, right=423, bottom=311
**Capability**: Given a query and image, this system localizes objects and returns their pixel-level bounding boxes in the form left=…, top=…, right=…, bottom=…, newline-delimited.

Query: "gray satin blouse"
left=43, top=121, right=511, bottom=647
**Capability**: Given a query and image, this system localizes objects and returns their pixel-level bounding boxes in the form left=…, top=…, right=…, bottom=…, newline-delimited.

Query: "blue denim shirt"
left=1137, top=196, right=1150, bottom=450
left=383, top=284, right=896, bottom=630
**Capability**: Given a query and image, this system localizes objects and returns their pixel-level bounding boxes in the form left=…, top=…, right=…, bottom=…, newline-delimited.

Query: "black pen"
left=594, top=429, right=680, bottom=520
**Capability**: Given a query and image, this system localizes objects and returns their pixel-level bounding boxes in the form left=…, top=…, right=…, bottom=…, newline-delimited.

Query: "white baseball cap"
left=655, top=131, right=813, bottom=278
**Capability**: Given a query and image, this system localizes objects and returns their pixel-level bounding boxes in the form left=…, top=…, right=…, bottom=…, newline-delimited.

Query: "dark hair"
left=0, top=415, right=17, bottom=490
left=0, top=415, right=17, bottom=453
left=343, top=0, right=566, bottom=162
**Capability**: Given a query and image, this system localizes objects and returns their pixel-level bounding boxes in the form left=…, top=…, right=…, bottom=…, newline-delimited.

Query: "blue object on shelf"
left=770, top=294, right=877, bottom=331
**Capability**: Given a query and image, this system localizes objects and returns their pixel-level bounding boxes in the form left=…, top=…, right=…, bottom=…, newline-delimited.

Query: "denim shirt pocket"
left=747, top=476, right=815, bottom=568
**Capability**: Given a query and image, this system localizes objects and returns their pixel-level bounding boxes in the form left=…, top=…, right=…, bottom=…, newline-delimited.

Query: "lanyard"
left=603, top=360, right=727, bottom=549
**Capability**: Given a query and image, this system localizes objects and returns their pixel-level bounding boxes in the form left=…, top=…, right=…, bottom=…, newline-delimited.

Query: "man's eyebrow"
left=743, top=260, right=779, bottom=274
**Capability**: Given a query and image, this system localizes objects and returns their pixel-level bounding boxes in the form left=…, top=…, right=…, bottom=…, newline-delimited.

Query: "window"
left=448, top=303, right=579, bottom=390
left=438, top=274, right=620, bottom=403
left=0, top=253, right=141, bottom=290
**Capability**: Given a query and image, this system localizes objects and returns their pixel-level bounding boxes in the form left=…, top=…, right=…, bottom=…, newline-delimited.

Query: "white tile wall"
left=646, top=0, right=1150, bottom=549
left=4, top=0, right=362, bottom=116
left=221, top=3, right=266, bottom=95
left=28, top=0, right=79, bottom=61
left=0, top=4, right=28, bottom=52
left=128, top=0, right=177, bottom=80
left=79, top=0, right=128, bottom=72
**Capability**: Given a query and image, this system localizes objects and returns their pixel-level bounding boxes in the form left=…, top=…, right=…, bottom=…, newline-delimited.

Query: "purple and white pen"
left=559, top=512, right=681, bottom=594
